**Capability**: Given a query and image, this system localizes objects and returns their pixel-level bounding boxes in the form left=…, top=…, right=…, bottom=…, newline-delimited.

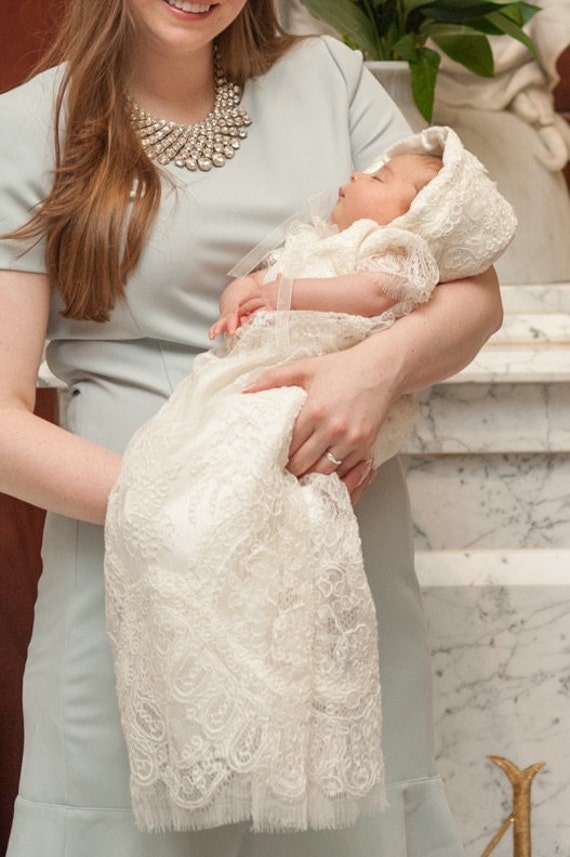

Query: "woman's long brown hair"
left=10, top=0, right=297, bottom=321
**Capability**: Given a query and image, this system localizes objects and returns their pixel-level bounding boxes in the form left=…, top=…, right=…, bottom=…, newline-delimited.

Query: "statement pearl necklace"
left=129, top=52, right=252, bottom=172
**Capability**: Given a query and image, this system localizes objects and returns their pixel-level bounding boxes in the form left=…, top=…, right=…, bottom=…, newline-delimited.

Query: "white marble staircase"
left=402, top=283, right=570, bottom=855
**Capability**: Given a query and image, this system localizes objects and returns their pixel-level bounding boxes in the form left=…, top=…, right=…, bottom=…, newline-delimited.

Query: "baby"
left=104, top=127, right=517, bottom=836
left=210, top=150, right=443, bottom=342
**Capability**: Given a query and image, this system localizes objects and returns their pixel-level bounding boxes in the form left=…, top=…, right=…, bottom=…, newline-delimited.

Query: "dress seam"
left=16, top=774, right=444, bottom=814
left=16, top=796, right=134, bottom=814
left=62, top=519, right=81, bottom=806
left=386, top=774, right=442, bottom=788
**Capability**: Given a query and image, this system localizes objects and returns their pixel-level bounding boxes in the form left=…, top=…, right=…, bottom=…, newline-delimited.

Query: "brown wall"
left=0, top=393, right=58, bottom=854
left=0, top=0, right=67, bottom=93
left=554, top=46, right=570, bottom=190
left=0, top=2, right=65, bottom=851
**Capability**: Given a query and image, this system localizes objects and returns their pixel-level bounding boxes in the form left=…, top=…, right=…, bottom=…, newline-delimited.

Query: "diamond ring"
left=325, top=450, right=343, bottom=467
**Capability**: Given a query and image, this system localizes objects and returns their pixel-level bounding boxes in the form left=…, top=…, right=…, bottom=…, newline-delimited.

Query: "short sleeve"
left=0, top=67, right=61, bottom=273
left=318, top=37, right=412, bottom=170
left=355, top=223, right=439, bottom=305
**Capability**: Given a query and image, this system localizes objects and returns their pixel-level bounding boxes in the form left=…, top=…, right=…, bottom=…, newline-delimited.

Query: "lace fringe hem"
left=132, top=782, right=388, bottom=834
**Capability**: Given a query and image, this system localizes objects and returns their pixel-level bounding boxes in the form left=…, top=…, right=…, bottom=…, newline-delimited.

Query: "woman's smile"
left=125, top=0, right=247, bottom=76
left=164, top=0, right=217, bottom=16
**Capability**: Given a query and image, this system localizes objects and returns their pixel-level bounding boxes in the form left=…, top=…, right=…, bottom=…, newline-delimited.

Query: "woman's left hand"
left=243, top=266, right=503, bottom=505
left=243, top=342, right=396, bottom=499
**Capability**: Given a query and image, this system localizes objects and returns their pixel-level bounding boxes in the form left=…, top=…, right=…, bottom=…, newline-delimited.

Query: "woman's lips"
left=165, top=0, right=215, bottom=14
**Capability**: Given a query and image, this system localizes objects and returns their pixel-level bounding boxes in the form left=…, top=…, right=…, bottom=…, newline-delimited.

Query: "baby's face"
left=331, top=154, right=441, bottom=231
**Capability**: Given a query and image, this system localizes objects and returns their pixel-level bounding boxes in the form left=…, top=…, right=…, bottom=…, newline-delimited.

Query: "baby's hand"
left=208, top=272, right=280, bottom=340
left=208, top=311, right=241, bottom=340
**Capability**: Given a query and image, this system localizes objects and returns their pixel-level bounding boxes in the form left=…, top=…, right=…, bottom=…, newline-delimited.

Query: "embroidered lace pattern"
left=105, top=125, right=518, bottom=834
left=265, top=216, right=439, bottom=305
left=104, top=311, right=409, bottom=834
left=367, top=126, right=518, bottom=282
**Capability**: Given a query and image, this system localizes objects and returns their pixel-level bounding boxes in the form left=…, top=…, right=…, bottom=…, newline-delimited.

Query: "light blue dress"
left=0, top=36, right=465, bottom=856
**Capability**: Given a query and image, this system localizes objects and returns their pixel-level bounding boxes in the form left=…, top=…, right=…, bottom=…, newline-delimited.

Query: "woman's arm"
left=0, top=271, right=121, bottom=525
left=245, top=268, right=502, bottom=495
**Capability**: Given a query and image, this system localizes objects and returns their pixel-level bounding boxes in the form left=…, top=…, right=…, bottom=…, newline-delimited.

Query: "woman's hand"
left=344, top=459, right=377, bottom=505
left=244, top=266, right=503, bottom=504
left=0, top=270, right=122, bottom=524
left=247, top=347, right=395, bottom=476
left=244, top=341, right=396, bottom=502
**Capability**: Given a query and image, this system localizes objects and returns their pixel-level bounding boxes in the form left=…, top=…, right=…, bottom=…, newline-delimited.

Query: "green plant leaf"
left=454, top=17, right=508, bottom=35
left=513, top=2, right=542, bottom=26
left=409, top=47, right=440, bottom=122
left=424, top=0, right=540, bottom=30
left=391, top=33, right=421, bottom=62
left=394, top=0, right=441, bottom=14
left=363, top=0, right=391, bottom=35
left=388, top=0, right=431, bottom=8
left=430, top=30, right=494, bottom=76
left=421, top=2, right=508, bottom=20
left=423, top=0, right=530, bottom=10
left=298, top=0, right=381, bottom=56
left=296, top=0, right=542, bottom=116
left=482, top=1, right=541, bottom=25
left=446, top=12, right=530, bottom=41
left=485, top=9, right=539, bottom=56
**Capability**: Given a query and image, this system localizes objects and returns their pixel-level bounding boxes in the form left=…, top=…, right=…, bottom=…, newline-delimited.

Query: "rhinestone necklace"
left=129, top=52, right=252, bottom=172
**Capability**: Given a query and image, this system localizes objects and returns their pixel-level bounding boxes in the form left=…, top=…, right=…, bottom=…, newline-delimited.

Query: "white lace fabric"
left=105, top=311, right=393, bottom=834
left=104, top=125, right=517, bottom=834
left=265, top=215, right=439, bottom=304
left=366, top=125, right=517, bottom=281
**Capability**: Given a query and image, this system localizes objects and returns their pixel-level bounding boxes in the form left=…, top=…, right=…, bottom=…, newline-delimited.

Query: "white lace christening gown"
left=104, top=219, right=437, bottom=836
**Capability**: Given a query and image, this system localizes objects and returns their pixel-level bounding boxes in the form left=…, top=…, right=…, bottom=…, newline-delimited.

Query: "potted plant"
left=297, top=0, right=541, bottom=123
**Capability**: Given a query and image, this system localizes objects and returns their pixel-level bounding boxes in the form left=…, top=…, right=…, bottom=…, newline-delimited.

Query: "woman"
left=0, top=0, right=502, bottom=854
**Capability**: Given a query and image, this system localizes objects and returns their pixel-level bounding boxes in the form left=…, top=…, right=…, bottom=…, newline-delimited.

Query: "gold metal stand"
left=481, top=756, right=545, bottom=857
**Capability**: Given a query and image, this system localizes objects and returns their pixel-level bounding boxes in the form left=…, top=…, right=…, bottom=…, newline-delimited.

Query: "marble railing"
left=402, top=283, right=570, bottom=856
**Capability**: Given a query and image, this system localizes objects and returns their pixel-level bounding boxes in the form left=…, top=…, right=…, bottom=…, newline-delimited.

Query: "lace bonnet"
left=367, top=125, right=517, bottom=281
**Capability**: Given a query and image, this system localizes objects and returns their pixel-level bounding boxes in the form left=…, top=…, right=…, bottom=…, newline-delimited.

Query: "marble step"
left=490, top=283, right=570, bottom=344
left=415, top=548, right=570, bottom=586
left=499, top=282, right=570, bottom=313
left=450, top=344, right=570, bottom=384
left=407, top=281, right=570, bottom=451
left=447, top=282, right=570, bottom=384
left=490, top=312, right=570, bottom=344
left=405, top=379, right=570, bottom=453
